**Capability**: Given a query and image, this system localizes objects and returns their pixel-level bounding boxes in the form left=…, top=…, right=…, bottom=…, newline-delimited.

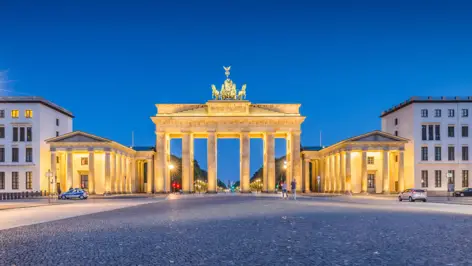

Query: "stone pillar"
left=50, top=150, right=57, bottom=193
left=110, top=152, right=116, bottom=193
left=155, top=132, right=166, bottom=193
left=398, top=150, right=405, bottom=192
left=66, top=150, right=73, bottom=190
left=345, top=151, right=351, bottom=193
left=361, top=150, right=367, bottom=193
left=334, top=154, right=339, bottom=193
left=131, top=159, right=136, bottom=193
left=146, top=159, right=153, bottom=193
left=285, top=133, right=293, bottom=188
left=310, top=160, right=316, bottom=192
left=115, top=153, right=121, bottom=193
left=105, top=151, right=111, bottom=194
left=291, top=131, right=302, bottom=191
left=339, top=152, right=345, bottom=193
left=164, top=135, right=171, bottom=193
left=122, top=155, right=126, bottom=193
left=382, top=150, right=389, bottom=194
left=304, top=159, right=310, bottom=193
left=182, top=132, right=191, bottom=193
left=263, top=132, right=275, bottom=193
left=331, top=155, right=336, bottom=192
left=88, top=149, right=95, bottom=194
left=189, top=134, right=195, bottom=193
left=240, top=132, right=250, bottom=193
left=324, top=157, right=329, bottom=192
left=207, top=132, right=217, bottom=193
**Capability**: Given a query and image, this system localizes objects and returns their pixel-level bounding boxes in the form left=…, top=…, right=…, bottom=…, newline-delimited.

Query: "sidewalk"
left=0, top=199, right=72, bottom=211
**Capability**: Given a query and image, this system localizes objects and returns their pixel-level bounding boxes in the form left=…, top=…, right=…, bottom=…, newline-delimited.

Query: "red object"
left=176, top=184, right=180, bottom=189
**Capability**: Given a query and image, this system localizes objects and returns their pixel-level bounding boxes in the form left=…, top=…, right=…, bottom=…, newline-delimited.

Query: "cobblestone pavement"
left=1, top=196, right=472, bottom=265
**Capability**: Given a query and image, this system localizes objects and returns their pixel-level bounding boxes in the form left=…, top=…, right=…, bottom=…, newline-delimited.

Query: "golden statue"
left=210, top=66, right=247, bottom=100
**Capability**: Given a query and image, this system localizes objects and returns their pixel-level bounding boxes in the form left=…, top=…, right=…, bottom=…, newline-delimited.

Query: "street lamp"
left=45, top=169, right=54, bottom=204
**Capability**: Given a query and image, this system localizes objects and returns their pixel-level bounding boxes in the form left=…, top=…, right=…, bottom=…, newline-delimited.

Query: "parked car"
left=59, top=188, right=88, bottom=200
left=453, top=188, right=472, bottom=197
left=398, top=188, right=427, bottom=202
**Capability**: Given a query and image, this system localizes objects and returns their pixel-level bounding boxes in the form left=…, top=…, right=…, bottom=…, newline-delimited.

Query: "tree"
left=250, top=156, right=287, bottom=188
left=168, top=155, right=226, bottom=190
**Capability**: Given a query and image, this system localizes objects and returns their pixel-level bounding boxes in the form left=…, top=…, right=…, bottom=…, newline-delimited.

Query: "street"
left=1, top=195, right=472, bottom=265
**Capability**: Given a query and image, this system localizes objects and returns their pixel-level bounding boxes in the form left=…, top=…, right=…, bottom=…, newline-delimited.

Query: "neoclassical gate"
left=151, top=67, right=305, bottom=193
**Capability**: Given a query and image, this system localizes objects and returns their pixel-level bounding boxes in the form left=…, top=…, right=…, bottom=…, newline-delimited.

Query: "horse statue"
left=211, top=85, right=220, bottom=100
left=237, top=84, right=247, bottom=100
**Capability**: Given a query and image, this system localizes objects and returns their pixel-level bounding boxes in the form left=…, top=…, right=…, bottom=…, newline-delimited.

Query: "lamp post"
left=45, top=169, right=54, bottom=204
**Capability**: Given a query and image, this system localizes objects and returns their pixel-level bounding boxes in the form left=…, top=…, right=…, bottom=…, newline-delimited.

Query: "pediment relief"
left=47, top=131, right=110, bottom=143
left=348, top=131, right=407, bottom=143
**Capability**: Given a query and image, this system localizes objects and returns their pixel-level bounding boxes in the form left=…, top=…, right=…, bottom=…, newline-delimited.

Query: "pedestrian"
left=282, top=182, right=287, bottom=199
left=291, top=179, right=297, bottom=200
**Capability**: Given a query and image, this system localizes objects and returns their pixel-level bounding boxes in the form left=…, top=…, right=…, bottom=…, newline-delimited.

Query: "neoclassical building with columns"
left=37, top=67, right=411, bottom=195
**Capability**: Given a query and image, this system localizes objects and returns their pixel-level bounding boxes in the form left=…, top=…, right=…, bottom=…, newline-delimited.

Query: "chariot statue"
left=211, top=66, right=247, bottom=100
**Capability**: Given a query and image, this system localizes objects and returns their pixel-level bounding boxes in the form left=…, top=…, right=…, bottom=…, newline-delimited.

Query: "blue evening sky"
left=1, top=1, right=472, bottom=182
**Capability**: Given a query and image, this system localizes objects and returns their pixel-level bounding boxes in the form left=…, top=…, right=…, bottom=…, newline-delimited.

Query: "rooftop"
left=0, top=96, right=74, bottom=118
left=132, top=146, right=155, bottom=152
left=380, top=96, right=472, bottom=117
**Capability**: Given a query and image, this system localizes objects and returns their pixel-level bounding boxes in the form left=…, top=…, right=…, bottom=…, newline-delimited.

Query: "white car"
left=398, top=189, right=427, bottom=202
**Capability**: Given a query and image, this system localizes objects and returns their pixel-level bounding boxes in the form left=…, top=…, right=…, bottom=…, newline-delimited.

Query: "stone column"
left=382, top=150, right=389, bottom=194
left=291, top=131, right=302, bottom=191
left=345, top=151, right=351, bottom=193
left=285, top=133, right=293, bottom=188
left=310, top=160, right=316, bottom=192
left=105, top=151, right=111, bottom=194
left=66, top=150, right=73, bottom=190
left=164, top=135, right=171, bottom=193
left=339, top=152, right=345, bottom=193
left=207, top=132, right=217, bottom=193
left=131, top=159, right=136, bottom=193
left=155, top=132, right=166, bottom=193
left=182, top=132, right=191, bottom=193
left=361, top=150, right=367, bottom=193
left=334, top=154, right=339, bottom=192
left=324, top=157, right=329, bottom=192
left=146, top=159, right=153, bottom=193
left=88, top=149, right=95, bottom=194
left=304, top=159, right=310, bottom=193
left=115, top=153, right=121, bottom=193
left=50, top=150, right=57, bottom=193
left=122, top=155, right=126, bottom=193
left=240, top=131, right=250, bottom=193
left=398, top=150, right=405, bottom=192
left=189, top=134, right=195, bottom=193
left=263, top=132, right=275, bottom=193
left=111, top=153, right=116, bottom=193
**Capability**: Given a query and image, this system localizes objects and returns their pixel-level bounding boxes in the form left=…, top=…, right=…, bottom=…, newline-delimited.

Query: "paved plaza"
left=1, top=195, right=472, bottom=265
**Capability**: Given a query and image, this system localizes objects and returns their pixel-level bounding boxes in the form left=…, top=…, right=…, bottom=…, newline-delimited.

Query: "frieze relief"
left=155, top=118, right=302, bottom=127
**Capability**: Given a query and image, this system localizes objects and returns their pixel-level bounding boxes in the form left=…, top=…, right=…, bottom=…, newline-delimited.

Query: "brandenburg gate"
left=151, top=67, right=305, bottom=193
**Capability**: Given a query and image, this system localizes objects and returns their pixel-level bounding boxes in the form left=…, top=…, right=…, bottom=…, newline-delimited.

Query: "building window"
left=462, top=146, right=469, bottom=161
left=0, top=147, right=4, bottom=162
left=434, top=125, right=440, bottom=140
left=394, top=130, right=398, bottom=136
left=26, top=147, right=33, bottom=162
left=395, top=155, right=398, bottom=162
left=367, top=174, right=375, bottom=188
left=12, top=147, right=19, bottom=162
left=26, top=172, right=32, bottom=189
left=421, top=170, right=428, bottom=188
left=434, top=109, right=441, bottom=117
left=448, top=125, right=454, bottom=137
left=26, top=127, right=32, bottom=141
left=462, top=126, right=469, bottom=137
left=0, top=172, right=4, bottom=189
left=421, top=109, right=428, bottom=117
left=463, top=170, right=469, bottom=188
left=80, top=175, right=89, bottom=189
left=428, top=125, right=433, bottom=140
left=435, top=146, right=441, bottom=161
left=56, top=131, right=59, bottom=137
left=56, top=118, right=59, bottom=126
left=448, top=146, right=455, bottom=161
left=435, top=170, right=442, bottom=188
left=25, top=110, right=33, bottom=118
left=11, top=110, right=19, bottom=118
left=421, top=146, right=428, bottom=161
left=12, top=127, right=18, bottom=142
left=422, top=125, right=427, bottom=140
left=448, top=109, right=455, bottom=117
left=56, top=156, right=60, bottom=163
left=81, top=157, right=89, bottom=166
left=462, top=109, right=469, bottom=117
left=0, top=110, right=4, bottom=118
left=448, top=170, right=455, bottom=185
left=394, top=118, right=398, bottom=125
left=19, top=127, right=25, bottom=141
left=12, top=172, right=19, bottom=189
left=367, top=157, right=374, bottom=165
left=0, top=126, right=4, bottom=138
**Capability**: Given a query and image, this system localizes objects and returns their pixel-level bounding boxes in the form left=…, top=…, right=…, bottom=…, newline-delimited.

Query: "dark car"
left=453, top=188, right=472, bottom=197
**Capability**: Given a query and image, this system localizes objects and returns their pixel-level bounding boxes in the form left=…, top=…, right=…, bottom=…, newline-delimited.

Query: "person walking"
left=281, top=182, right=287, bottom=199
left=291, top=179, right=297, bottom=200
